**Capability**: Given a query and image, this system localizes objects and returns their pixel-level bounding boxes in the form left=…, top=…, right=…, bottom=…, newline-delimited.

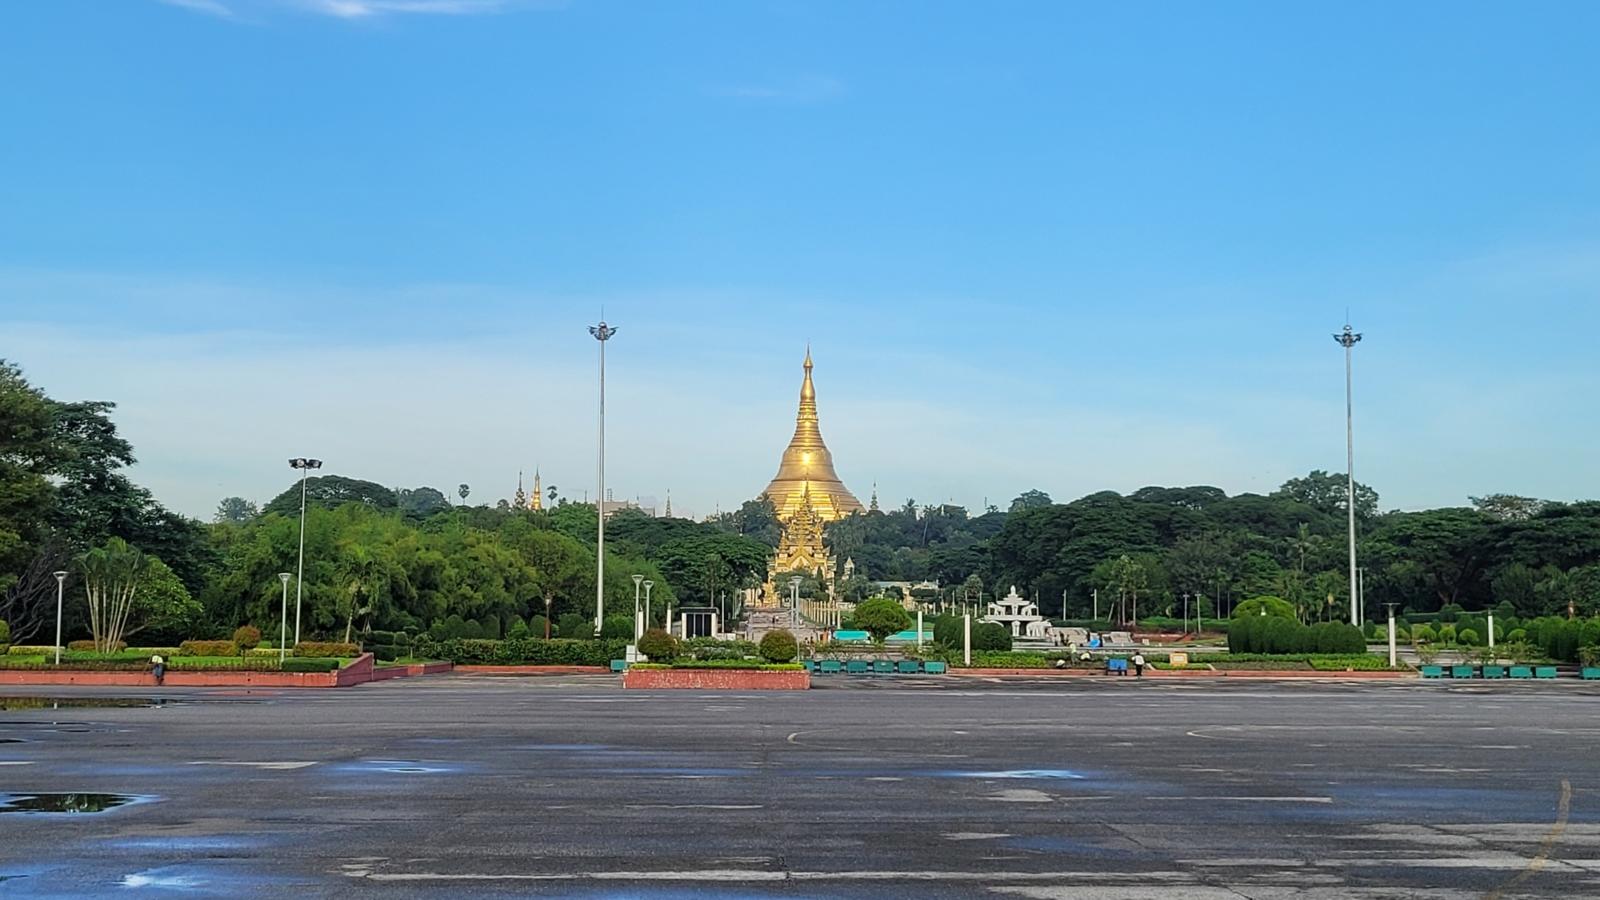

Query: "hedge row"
left=293, top=641, right=360, bottom=658
left=180, top=640, right=240, bottom=657
left=1228, top=617, right=1365, bottom=655
left=414, top=637, right=628, bottom=667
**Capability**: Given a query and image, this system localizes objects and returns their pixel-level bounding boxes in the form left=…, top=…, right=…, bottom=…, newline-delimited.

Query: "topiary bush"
left=637, top=628, right=680, bottom=662
left=1232, top=596, right=1297, bottom=620
left=232, top=625, right=262, bottom=653
left=0, top=619, right=10, bottom=651
left=1457, top=627, right=1480, bottom=646
left=758, top=629, right=799, bottom=663
left=1411, top=624, right=1437, bottom=644
left=600, top=615, right=634, bottom=640
left=556, top=613, right=591, bottom=639
left=281, top=657, right=341, bottom=673
left=852, top=598, right=912, bottom=641
left=1506, top=627, right=1527, bottom=643
left=973, top=622, right=1013, bottom=652
left=180, top=640, right=240, bottom=657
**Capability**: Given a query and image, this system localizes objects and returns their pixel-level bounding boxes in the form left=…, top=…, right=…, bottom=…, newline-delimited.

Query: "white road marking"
left=188, top=761, right=317, bottom=770
left=944, top=832, right=1011, bottom=841
left=1147, top=796, right=1332, bottom=803
left=0, top=761, right=33, bottom=766
left=624, top=804, right=762, bottom=810
left=986, top=789, right=1055, bottom=803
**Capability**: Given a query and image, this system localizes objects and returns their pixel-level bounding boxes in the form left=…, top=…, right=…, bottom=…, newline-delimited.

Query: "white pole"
left=294, top=465, right=308, bottom=646
left=53, top=571, right=66, bottom=666
left=917, top=609, right=924, bottom=650
left=963, top=614, right=971, bottom=667
left=1387, top=608, right=1397, bottom=668
left=1488, top=611, right=1495, bottom=652
left=1337, top=324, right=1362, bottom=628
left=595, top=329, right=607, bottom=636
left=644, top=582, right=653, bottom=632
left=633, top=575, right=643, bottom=641
left=278, top=573, right=291, bottom=662
left=1093, top=588, right=1098, bottom=623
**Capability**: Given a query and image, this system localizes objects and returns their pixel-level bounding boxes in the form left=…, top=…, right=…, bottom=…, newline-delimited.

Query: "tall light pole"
left=52, top=570, right=67, bottom=665
left=543, top=593, right=553, bottom=640
left=790, top=577, right=801, bottom=627
left=277, top=573, right=292, bottom=662
left=288, top=457, right=323, bottom=645
left=589, top=320, right=617, bottom=635
left=633, top=574, right=645, bottom=641
left=643, top=580, right=654, bottom=632
left=1334, top=323, right=1363, bottom=627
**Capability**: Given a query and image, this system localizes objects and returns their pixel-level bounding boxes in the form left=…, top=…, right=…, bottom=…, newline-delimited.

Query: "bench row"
left=809, top=660, right=947, bottom=675
left=1419, top=665, right=1600, bottom=679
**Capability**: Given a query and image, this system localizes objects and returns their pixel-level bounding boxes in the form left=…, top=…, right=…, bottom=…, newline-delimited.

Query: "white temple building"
left=983, top=586, right=1055, bottom=641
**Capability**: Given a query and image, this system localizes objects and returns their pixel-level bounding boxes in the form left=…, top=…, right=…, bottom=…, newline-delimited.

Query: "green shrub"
left=1411, top=624, right=1437, bottom=644
left=1507, top=627, right=1527, bottom=642
left=758, top=629, right=799, bottom=663
left=293, top=641, right=359, bottom=658
left=1232, top=596, right=1296, bottom=620
left=7, top=645, right=57, bottom=656
left=179, top=640, right=240, bottom=657
left=281, top=657, right=340, bottom=673
left=506, top=615, right=529, bottom=639
left=852, top=598, right=912, bottom=641
left=1438, top=603, right=1464, bottom=623
left=556, top=613, right=591, bottom=639
left=600, top=615, right=635, bottom=640
left=1578, top=645, right=1600, bottom=668
left=414, top=637, right=627, bottom=666
left=1437, top=623, right=1457, bottom=645
left=232, top=625, right=262, bottom=653
left=973, top=622, right=1013, bottom=651
left=68, top=639, right=128, bottom=652
left=0, top=619, right=9, bottom=649
left=527, top=615, right=550, bottom=639
left=1457, top=627, right=1480, bottom=646
left=637, top=628, right=680, bottom=662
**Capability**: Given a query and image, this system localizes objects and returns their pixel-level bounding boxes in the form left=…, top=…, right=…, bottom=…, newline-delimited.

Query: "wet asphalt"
left=1, top=674, right=1598, bottom=898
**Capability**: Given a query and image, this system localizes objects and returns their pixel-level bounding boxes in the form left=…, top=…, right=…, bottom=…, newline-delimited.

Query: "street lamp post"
left=543, top=593, right=553, bottom=640
left=1385, top=602, right=1400, bottom=668
left=288, top=457, right=323, bottom=646
left=633, top=574, right=644, bottom=641
left=790, top=577, right=801, bottom=627
left=52, top=570, right=67, bottom=665
left=589, top=320, right=617, bottom=636
left=277, top=573, right=291, bottom=662
left=1334, top=323, right=1363, bottom=627
left=643, top=581, right=654, bottom=632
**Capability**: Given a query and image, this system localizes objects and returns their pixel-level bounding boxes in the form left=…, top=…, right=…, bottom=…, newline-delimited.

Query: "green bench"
left=1509, top=665, right=1533, bottom=679
left=801, top=660, right=815, bottom=673
left=1451, top=665, right=1476, bottom=679
left=819, top=660, right=843, bottom=675
left=1583, top=667, right=1600, bottom=681
left=873, top=660, right=895, bottom=675
left=1482, top=665, right=1505, bottom=679
left=1535, top=666, right=1558, bottom=679
left=609, top=659, right=626, bottom=673
left=897, top=660, right=920, bottom=674
left=846, top=660, right=870, bottom=675
left=923, top=661, right=947, bottom=675
left=1420, top=665, right=1445, bottom=678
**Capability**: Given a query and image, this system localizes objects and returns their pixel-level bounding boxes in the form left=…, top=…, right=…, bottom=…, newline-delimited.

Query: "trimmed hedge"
left=180, top=640, right=241, bottom=657
left=281, top=657, right=341, bottom=673
left=293, top=641, right=360, bottom=658
left=68, top=640, right=127, bottom=652
left=8, top=645, right=61, bottom=656
left=1228, top=616, right=1365, bottom=655
left=681, top=638, right=759, bottom=661
left=636, top=629, right=680, bottom=662
left=415, top=637, right=628, bottom=667
left=759, top=629, right=799, bottom=663
left=232, top=626, right=262, bottom=652
left=631, top=661, right=804, bottom=671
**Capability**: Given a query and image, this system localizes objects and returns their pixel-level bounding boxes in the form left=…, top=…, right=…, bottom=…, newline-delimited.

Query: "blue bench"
left=923, top=661, right=947, bottom=675
left=873, top=660, right=895, bottom=675
left=1535, top=666, right=1558, bottom=679
left=1420, top=665, right=1445, bottom=678
left=609, top=659, right=626, bottom=673
left=1583, top=668, right=1600, bottom=681
left=1482, top=665, right=1505, bottom=679
left=897, top=661, right=920, bottom=674
left=819, top=660, right=843, bottom=674
left=1509, top=665, right=1533, bottom=679
left=1106, top=659, right=1129, bottom=676
left=1451, top=665, right=1476, bottom=679
left=846, top=660, right=870, bottom=675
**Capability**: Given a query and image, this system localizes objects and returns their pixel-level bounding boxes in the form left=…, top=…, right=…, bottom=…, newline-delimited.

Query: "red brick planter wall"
left=0, top=653, right=404, bottom=689
left=621, top=668, right=810, bottom=690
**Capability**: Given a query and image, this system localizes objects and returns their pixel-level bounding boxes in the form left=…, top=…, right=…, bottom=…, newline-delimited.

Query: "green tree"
left=214, top=497, right=259, bottom=524
left=78, top=537, right=149, bottom=652
left=852, top=597, right=912, bottom=641
left=1273, top=470, right=1379, bottom=521
left=262, top=475, right=398, bottom=516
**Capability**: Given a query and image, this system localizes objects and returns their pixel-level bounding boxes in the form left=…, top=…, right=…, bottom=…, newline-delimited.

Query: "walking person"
left=1131, top=651, right=1147, bottom=678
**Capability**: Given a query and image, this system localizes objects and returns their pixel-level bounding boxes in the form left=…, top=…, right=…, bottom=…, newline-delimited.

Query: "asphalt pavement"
left=2, top=674, right=1598, bottom=898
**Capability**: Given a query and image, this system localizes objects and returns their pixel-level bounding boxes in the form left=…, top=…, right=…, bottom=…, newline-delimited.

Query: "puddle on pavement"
left=0, top=792, right=149, bottom=814
left=934, top=769, right=1086, bottom=780
left=0, top=697, right=167, bottom=711
left=338, top=759, right=456, bottom=775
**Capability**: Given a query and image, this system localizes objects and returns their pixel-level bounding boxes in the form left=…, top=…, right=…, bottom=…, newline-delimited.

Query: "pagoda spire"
left=530, top=467, right=543, bottom=510
left=762, top=347, right=862, bottom=523
left=513, top=471, right=527, bottom=510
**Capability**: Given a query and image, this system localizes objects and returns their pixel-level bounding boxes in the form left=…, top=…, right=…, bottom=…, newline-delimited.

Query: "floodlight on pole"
left=589, top=320, right=617, bottom=636
left=277, top=573, right=292, bottom=662
left=53, top=571, right=68, bottom=665
left=1334, top=323, right=1363, bottom=627
left=288, top=457, right=323, bottom=646
left=633, top=574, right=645, bottom=641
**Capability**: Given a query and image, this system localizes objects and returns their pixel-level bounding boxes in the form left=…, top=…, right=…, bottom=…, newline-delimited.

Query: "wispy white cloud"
left=154, top=0, right=560, bottom=21
left=711, top=75, right=845, bottom=104
left=158, top=0, right=236, bottom=17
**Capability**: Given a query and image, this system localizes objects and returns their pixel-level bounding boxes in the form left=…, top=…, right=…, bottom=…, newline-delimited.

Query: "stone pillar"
left=963, top=614, right=971, bottom=667
left=711, top=611, right=720, bottom=639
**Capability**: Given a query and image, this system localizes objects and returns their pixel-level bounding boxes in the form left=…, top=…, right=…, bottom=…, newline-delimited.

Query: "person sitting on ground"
left=1131, top=652, right=1147, bottom=677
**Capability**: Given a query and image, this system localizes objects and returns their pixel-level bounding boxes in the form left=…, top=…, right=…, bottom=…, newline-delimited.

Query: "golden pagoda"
left=762, top=347, right=864, bottom=522
left=760, top=348, right=862, bottom=606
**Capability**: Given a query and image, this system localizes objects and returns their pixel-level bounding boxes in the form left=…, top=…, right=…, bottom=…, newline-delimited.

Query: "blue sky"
left=3, top=0, right=1599, bottom=520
